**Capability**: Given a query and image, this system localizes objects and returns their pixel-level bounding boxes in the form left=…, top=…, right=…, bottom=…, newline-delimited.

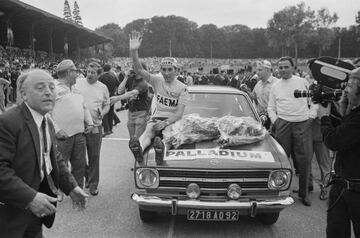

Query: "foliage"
left=63, top=0, right=72, bottom=22
left=311, top=8, right=338, bottom=56
left=93, top=7, right=360, bottom=58
left=95, top=23, right=128, bottom=57
left=73, top=1, right=83, bottom=26
left=266, top=2, right=315, bottom=65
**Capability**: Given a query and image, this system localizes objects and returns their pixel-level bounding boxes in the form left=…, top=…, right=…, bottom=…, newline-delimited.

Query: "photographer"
left=319, top=67, right=360, bottom=238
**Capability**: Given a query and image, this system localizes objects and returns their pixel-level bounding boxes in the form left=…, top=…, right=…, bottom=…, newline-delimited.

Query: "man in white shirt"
left=75, top=62, right=110, bottom=196
left=52, top=60, right=94, bottom=189
left=253, top=60, right=279, bottom=129
left=268, top=57, right=318, bottom=206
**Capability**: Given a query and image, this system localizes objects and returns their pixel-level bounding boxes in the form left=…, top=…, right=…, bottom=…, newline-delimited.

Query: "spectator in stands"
left=177, top=71, right=185, bottom=83
left=0, top=64, right=11, bottom=107
left=0, top=76, right=10, bottom=113
left=185, top=72, right=194, bottom=85
left=10, top=65, right=21, bottom=102
left=267, top=56, right=317, bottom=206
left=74, top=62, right=110, bottom=196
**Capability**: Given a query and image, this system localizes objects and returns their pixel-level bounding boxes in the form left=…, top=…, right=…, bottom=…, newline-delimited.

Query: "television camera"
left=293, top=57, right=355, bottom=104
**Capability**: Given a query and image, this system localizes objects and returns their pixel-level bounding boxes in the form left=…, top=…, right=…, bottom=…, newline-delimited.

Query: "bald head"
left=20, top=69, right=55, bottom=115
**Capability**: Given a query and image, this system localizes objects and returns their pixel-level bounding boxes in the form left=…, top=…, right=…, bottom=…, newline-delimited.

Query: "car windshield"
left=184, top=92, right=257, bottom=119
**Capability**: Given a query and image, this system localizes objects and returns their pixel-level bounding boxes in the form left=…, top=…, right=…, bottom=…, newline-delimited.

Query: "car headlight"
left=136, top=168, right=159, bottom=188
left=268, top=170, right=291, bottom=190
left=227, top=184, right=242, bottom=200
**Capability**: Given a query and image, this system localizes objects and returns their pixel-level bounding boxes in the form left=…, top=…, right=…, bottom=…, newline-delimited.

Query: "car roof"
left=187, top=85, right=247, bottom=95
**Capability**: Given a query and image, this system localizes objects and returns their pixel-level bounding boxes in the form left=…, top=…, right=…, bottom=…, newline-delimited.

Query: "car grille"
left=158, top=169, right=270, bottom=191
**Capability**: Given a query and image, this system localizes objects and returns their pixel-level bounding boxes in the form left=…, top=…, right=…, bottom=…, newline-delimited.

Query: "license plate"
left=187, top=209, right=239, bottom=221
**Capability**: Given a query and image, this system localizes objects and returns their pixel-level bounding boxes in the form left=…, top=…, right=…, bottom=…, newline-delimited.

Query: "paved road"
left=45, top=110, right=332, bottom=238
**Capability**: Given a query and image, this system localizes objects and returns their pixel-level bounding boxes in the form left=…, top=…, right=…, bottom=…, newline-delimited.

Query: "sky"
left=21, top=0, right=360, bottom=30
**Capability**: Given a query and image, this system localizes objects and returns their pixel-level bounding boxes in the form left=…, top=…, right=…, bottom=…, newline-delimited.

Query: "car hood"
left=144, top=134, right=290, bottom=169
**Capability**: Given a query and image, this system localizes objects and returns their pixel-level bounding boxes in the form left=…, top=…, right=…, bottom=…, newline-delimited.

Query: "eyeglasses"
left=161, top=67, right=173, bottom=72
left=278, top=66, right=290, bottom=70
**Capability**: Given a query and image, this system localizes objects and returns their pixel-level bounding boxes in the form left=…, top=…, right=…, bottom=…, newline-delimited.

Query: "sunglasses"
left=161, top=67, right=174, bottom=72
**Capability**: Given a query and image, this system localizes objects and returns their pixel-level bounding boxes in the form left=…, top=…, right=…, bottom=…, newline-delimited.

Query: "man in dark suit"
left=0, top=69, right=88, bottom=238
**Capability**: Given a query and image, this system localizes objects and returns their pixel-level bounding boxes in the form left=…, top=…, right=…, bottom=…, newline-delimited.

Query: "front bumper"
left=131, top=193, right=294, bottom=217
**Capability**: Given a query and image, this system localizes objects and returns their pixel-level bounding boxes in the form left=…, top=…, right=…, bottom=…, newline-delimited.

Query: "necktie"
left=41, top=118, right=48, bottom=153
left=41, top=118, right=57, bottom=194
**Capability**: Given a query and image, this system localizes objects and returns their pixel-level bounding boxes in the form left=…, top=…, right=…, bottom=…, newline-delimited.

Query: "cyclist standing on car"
left=128, top=31, right=189, bottom=165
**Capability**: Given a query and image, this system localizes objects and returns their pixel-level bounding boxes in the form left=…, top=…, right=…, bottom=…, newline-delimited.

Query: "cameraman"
left=320, top=67, right=360, bottom=238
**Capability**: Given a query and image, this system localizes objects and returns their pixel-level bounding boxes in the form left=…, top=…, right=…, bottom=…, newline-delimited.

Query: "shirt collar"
left=266, top=75, right=276, bottom=84
left=25, top=102, right=45, bottom=129
left=260, top=75, right=274, bottom=84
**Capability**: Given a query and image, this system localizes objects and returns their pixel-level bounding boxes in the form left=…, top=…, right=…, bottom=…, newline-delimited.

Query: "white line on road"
left=102, top=137, right=129, bottom=141
left=167, top=216, right=176, bottom=238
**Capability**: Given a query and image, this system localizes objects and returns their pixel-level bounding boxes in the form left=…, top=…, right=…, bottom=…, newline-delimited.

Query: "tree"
left=223, top=25, right=253, bottom=58
left=73, top=1, right=83, bottom=26
left=95, top=23, right=128, bottom=56
left=266, top=2, right=315, bottom=65
left=197, top=24, right=228, bottom=58
left=63, top=0, right=72, bottom=22
left=355, top=11, right=360, bottom=49
left=136, top=15, right=201, bottom=57
left=312, top=8, right=338, bottom=56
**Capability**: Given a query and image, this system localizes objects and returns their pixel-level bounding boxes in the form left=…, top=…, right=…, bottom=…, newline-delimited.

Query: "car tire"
left=139, top=208, right=157, bottom=222
left=256, top=212, right=280, bottom=225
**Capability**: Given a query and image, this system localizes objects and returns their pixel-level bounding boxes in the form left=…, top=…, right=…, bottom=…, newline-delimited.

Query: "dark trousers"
left=57, top=133, right=86, bottom=188
left=113, top=113, right=120, bottom=125
left=274, top=118, right=312, bottom=198
left=24, top=177, right=56, bottom=238
left=85, top=126, right=102, bottom=190
left=102, top=105, right=114, bottom=133
left=327, top=184, right=360, bottom=238
left=23, top=215, right=43, bottom=238
left=127, top=110, right=148, bottom=138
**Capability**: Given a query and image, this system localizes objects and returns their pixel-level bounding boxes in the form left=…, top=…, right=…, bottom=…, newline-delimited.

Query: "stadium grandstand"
left=0, top=0, right=112, bottom=59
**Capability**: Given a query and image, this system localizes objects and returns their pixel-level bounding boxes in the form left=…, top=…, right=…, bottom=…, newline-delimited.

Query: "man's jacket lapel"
left=21, top=103, right=41, bottom=174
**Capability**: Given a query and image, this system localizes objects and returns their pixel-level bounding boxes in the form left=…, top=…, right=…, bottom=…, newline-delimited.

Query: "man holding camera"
left=320, top=67, right=360, bottom=238
left=268, top=56, right=317, bottom=206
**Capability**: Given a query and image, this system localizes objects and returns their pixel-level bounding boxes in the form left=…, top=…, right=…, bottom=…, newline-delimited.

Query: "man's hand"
left=96, top=108, right=103, bottom=120
left=318, top=103, right=331, bottom=118
left=153, top=120, right=167, bottom=132
left=339, top=91, right=352, bottom=116
left=69, top=186, right=89, bottom=211
left=84, top=124, right=94, bottom=134
left=127, top=89, right=139, bottom=101
left=28, top=192, right=57, bottom=218
left=55, top=129, right=68, bottom=140
left=129, top=31, right=143, bottom=51
left=110, top=96, right=119, bottom=105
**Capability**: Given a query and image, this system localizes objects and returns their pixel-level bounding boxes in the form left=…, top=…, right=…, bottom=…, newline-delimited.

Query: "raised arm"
left=129, top=31, right=151, bottom=82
